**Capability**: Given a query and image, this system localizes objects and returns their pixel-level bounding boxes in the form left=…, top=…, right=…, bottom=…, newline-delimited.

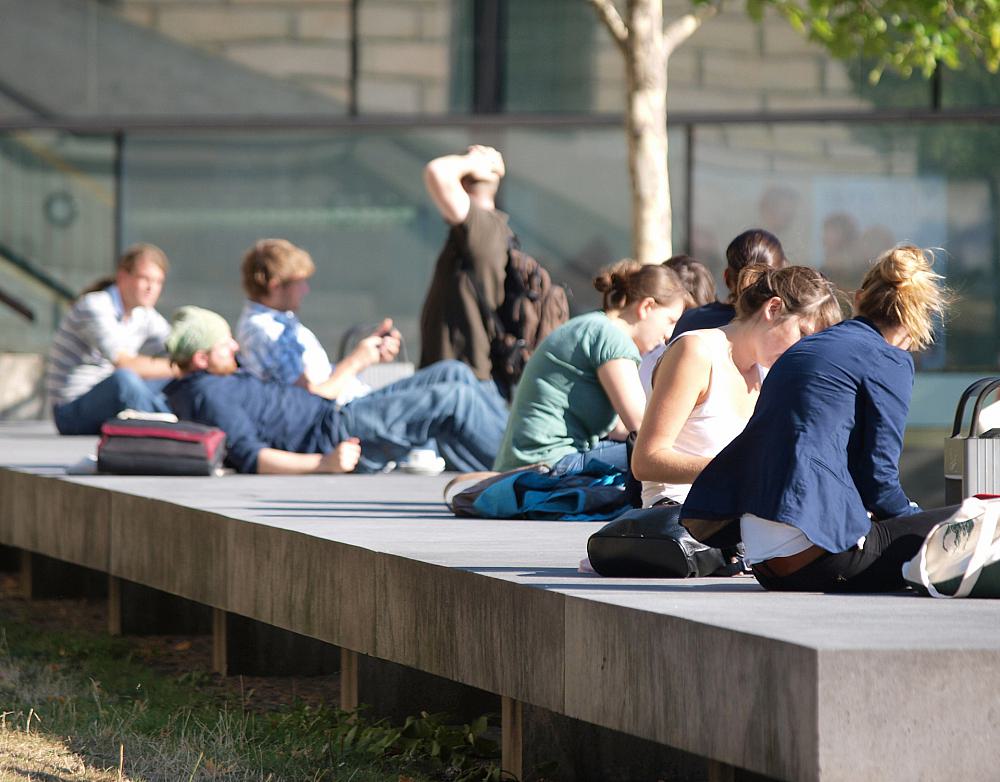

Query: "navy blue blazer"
left=672, top=301, right=735, bottom=337
left=682, top=317, right=919, bottom=553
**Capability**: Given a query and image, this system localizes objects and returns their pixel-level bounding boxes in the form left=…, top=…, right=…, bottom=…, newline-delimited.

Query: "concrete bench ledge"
left=1, top=421, right=998, bottom=782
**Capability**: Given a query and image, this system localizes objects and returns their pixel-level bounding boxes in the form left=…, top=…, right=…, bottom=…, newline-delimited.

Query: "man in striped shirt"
left=46, top=244, right=178, bottom=435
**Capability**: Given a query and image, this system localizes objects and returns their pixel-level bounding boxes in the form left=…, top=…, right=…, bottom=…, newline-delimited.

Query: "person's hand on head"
left=466, top=145, right=505, bottom=180
left=320, top=437, right=361, bottom=474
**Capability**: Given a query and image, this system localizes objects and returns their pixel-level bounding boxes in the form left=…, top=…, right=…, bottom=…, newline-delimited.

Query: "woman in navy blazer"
left=682, top=245, right=952, bottom=592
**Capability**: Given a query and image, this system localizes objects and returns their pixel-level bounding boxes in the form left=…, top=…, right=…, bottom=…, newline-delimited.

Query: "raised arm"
left=631, top=335, right=713, bottom=483
left=424, top=145, right=505, bottom=225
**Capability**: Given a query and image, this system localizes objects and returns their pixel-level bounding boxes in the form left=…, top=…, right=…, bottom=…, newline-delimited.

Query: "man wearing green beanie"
left=163, top=306, right=507, bottom=475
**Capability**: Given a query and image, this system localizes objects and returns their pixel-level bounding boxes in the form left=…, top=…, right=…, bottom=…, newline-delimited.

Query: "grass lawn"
left=0, top=572, right=503, bottom=782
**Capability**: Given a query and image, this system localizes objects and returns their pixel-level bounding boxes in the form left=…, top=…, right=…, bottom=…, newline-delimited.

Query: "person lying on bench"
left=163, top=306, right=508, bottom=475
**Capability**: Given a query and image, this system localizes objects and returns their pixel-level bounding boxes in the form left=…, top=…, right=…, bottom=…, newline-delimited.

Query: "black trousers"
left=753, top=505, right=960, bottom=593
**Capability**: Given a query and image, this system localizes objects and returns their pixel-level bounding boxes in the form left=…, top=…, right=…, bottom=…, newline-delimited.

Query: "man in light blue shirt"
left=235, top=238, right=400, bottom=404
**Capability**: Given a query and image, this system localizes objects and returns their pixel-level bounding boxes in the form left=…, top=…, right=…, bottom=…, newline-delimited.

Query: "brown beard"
left=209, top=356, right=239, bottom=375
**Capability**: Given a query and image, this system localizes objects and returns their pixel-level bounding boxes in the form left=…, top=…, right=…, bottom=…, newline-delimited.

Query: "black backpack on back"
left=474, top=237, right=570, bottom=399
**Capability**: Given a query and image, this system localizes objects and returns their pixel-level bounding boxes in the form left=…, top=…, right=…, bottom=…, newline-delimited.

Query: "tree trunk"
left=625, top=0, right=671, bottom=263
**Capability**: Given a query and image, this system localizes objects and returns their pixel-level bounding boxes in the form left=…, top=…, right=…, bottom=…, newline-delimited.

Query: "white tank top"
left=641, top=330, right=760, bottom=507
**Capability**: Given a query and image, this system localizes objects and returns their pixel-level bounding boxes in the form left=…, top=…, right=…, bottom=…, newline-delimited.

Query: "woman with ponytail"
left=492, top=260, right=691, bottom=472
left=682, top=245, right=953, bottom=593
left=633, top=264, right=842, bottom=507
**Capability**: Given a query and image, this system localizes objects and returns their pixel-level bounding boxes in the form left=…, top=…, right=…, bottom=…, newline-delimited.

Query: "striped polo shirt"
left=46, top=284, right=171, bottom=407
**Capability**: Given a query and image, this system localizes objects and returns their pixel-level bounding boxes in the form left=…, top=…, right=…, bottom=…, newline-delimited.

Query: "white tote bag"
left=902, top=496, right=1000, bottom=598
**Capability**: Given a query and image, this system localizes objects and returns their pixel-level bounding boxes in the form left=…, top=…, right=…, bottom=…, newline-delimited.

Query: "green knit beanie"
left=166, top=306, right=232, bottom=364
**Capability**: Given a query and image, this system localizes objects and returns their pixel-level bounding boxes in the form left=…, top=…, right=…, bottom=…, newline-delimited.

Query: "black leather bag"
left=97, top=419, right=226, bottom=476
left=587, top=502, right=740, bottom=578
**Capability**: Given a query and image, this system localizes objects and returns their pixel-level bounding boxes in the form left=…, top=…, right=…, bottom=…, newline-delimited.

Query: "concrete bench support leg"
left=502, top=696, right=523, bottom=782
left=20, top=551, right=106, bottom=600
left=212, top=608, right=227, bottom=676
left=19, top=550, right=30, bottom=600
left=107, top=576, right=122, bottom=635
left=340, top=648, right=358, bottom=712
left=707, top=759, right=736, bottom=782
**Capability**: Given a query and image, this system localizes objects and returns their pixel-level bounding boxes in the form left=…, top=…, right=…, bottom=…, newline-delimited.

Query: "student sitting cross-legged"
left=681, top=245, right=954, bottom=593
left=163, top=306, right=507, bottom=475
left=493, top=260, right=691, bottom=475
left=632, top=264, right=842, bottom=509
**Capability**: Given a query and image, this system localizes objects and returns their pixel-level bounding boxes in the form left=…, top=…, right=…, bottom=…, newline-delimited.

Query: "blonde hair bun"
left=856, top=244, right=950, bottom=351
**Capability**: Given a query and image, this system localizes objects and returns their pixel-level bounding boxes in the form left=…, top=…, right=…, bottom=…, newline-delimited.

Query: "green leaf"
left=470, top=714, right=489, bottom=736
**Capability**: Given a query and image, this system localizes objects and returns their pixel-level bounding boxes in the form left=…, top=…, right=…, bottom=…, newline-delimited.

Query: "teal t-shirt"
left=493, top=311, right=640, bottom=470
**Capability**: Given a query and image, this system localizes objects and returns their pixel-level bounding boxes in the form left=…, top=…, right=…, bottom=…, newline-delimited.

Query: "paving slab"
left=1, top=422, right=998, bottom=781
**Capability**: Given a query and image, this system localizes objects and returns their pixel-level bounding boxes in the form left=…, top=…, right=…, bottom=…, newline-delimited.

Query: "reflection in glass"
left=0, top=132, right=115, bottom=353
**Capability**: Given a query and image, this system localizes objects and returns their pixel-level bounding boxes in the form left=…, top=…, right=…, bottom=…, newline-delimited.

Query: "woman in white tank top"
left=633, top=265, right=842, bottom=507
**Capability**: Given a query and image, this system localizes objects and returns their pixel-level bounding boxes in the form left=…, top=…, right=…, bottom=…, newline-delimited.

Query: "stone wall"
left=109, top=0, right=454, bottom=113
left=563, top=1, right=873, bottom=116
left=104, top=0, right=876, bottom=117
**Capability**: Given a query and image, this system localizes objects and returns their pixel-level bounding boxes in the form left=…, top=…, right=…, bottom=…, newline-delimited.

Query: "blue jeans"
left=550, top=440, right=629, bottom=476
left=338, top=360, right=509, bottom=473
left=53, top=369, right=171, bottom=435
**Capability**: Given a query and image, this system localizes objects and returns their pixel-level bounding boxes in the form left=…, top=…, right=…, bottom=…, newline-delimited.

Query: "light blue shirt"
left=235, top=301, right=370, bottom=404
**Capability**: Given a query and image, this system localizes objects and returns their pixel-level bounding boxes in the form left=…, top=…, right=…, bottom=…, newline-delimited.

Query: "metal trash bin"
left=944, top=377, right=1000, bottom=504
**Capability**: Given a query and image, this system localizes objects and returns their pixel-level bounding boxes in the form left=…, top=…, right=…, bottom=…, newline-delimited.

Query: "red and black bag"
left=97, top=419, right=227, bottom=476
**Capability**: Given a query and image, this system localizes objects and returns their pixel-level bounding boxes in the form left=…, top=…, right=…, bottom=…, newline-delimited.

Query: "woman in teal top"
left=494, top=260, right=691, bottom=472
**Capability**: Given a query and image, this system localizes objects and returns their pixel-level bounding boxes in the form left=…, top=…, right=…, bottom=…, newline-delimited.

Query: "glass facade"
left=1, top=0, right=998, bottom=431
left=690, top=121, right=999, bottom=373
left=116, top=125, right=675, bottom=354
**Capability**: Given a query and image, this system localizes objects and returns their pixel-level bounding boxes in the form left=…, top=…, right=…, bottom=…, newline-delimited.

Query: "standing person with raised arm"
left=420, top=144, right=512, bottom=383
left=47, top=243, right=177, bottom=435
left=681, top=245, right=953, bottom=593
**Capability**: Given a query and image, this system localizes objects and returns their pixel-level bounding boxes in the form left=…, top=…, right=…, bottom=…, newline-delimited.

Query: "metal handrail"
left=0, top=241, right=76, bottom=304
left=0, top=285, right=34, bottom=322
